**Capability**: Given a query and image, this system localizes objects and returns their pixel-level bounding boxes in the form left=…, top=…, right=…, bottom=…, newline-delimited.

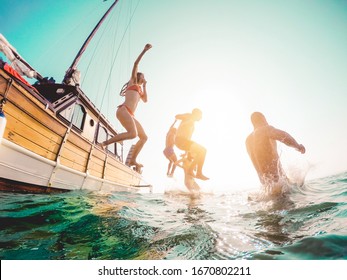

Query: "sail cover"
left=0, top=33, right=37, bottom=79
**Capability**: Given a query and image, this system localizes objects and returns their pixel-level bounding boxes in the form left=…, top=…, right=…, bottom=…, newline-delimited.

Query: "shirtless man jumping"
left=175, top=108, right=209, bottom=181
left=246, top=112, right=305, bottom=194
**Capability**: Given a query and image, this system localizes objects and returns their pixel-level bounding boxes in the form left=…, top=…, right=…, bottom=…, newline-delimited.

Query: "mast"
left=63, top=0, right=119, bottom=84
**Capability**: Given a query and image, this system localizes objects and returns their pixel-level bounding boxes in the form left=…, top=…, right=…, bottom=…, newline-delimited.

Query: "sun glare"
left=187, top=89, right=258, bottom=190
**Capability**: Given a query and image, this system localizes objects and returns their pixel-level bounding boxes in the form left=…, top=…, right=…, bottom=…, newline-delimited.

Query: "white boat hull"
left=0, top=139, right=150, bottom=193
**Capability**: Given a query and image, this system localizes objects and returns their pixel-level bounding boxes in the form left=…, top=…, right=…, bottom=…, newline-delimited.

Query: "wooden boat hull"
left=0, top=67, right=150, bottom=193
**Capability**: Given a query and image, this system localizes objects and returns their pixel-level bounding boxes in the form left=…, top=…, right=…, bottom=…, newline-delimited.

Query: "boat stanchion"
left=0, top=99, right=7, bottom=142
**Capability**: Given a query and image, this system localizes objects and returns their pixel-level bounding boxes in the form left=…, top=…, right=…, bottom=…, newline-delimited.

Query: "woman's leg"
left=101, top=107, right=137, bottom=147
left=128, top=118, right=148, bottom=166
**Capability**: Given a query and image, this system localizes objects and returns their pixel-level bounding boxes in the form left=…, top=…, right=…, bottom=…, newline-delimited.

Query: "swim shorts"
left=163, top=147, right=175, bottom=158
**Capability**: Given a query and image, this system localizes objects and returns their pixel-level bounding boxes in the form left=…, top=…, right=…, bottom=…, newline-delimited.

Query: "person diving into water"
left=163, top=120, right=178, bottom=177
left=246, top=112, right=306, bottom=196
left=101, top=44, right=152, bottom=171
left=163, top=117, right=201, bottom=194
left=174, top=108, right=209, bottom=181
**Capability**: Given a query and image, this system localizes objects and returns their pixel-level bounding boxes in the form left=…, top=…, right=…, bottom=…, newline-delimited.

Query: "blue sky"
left=1, top=0, right=347, bottom=192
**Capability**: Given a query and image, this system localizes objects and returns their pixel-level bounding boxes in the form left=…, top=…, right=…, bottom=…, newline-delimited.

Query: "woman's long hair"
left=119, top=82, right=128, bottom=96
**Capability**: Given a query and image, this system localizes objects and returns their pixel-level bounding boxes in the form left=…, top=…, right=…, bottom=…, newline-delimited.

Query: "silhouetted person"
left=246, top=112, right=305, bottom=194
left=175, top=108, right=209, bottom=180
left=102, top=44, right=152, bottom=170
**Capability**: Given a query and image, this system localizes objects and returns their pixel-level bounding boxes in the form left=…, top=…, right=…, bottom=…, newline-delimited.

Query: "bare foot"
left=100, top=143, right=106, bottom=151
left=128, top=161, right=143, bottom=168
left=187, top=169, right=195, bottom=177
left=195, top=173, right=209, bottom=181
left=135, top=165, right=142, bottom=173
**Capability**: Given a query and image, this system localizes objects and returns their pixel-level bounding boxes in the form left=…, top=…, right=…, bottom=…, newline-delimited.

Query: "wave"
left=0, top=172, right=346, bottom=260
left=253, top=234, right=347, bottom=260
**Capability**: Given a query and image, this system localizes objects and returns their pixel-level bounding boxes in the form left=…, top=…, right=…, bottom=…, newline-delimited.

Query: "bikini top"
left=126, top=84, right=143, bottom=96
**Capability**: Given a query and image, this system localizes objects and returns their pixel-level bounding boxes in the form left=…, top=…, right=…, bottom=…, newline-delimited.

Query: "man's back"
left=176, top=114, right=195, bottom=140
left=246, top=125, right=282, bottom=183
left=246, top=112, right=305, bottom=194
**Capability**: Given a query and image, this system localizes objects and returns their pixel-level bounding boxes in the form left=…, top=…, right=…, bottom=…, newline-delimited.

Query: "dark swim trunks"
left=163, top=147, right=175, bottom=158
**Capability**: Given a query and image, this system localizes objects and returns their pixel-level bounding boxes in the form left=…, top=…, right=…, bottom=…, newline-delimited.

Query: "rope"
left=98, top=0, right=141, bottom=115
left=78, top=0, right=141, bottom=127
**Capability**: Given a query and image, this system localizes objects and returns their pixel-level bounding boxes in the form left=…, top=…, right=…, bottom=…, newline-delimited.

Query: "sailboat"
left=0, top=0, right=152, bottom=193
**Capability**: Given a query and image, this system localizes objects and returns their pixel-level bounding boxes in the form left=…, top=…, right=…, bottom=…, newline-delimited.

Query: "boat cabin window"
left=58, top=103, right=86, bottom=130
left=71, top=104, right=85, bottom=129
left=97, top=126, right=107, bottom=144
left=96, top=125, right=119, bottom=157
left=108, top=134, right=119, bottom=156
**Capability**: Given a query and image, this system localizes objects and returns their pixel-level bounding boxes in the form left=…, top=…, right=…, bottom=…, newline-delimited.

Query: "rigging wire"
left=81, top=2, right=121, bottom=110
left=79, top=0, right=141, bottom=125
left=34, top=3, right=101, bottom=82
left=97, top=0, right=141, bottom=115
left=72, top=0, right=142, bottom=160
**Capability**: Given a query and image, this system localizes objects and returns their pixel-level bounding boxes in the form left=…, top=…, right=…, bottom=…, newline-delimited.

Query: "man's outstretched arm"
left=269, top=127, right=306, bottom=154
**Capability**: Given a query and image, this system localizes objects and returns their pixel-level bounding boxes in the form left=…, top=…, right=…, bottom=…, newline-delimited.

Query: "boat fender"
left=0, top=110, right=7, bottom=142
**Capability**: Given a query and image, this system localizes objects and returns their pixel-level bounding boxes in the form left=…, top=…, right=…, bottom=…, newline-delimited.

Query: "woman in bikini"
left=101, top=43, right=152, bottom=169
left=163, top=120, right=178, bottom=177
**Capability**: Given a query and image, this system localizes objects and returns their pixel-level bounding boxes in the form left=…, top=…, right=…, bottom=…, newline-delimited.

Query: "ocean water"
left=0, top=172, right=346, bottom=260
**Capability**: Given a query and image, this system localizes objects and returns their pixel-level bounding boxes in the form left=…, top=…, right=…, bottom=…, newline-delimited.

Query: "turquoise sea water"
left=0, top=172, right=346, bottom=260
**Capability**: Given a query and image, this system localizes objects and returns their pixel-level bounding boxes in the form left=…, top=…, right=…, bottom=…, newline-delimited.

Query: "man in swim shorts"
left=175, top=108, right=209, bottom=181
left=246, top=112, right=306, bottom=194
